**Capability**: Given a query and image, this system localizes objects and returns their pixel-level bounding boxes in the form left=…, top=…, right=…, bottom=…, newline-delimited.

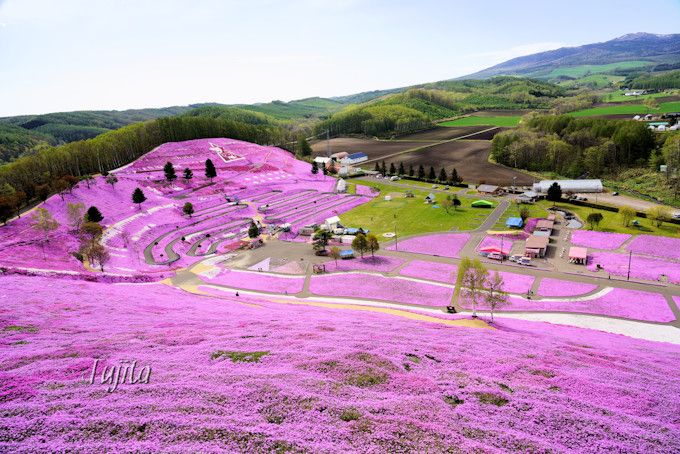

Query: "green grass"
left=492, top=203, right=548, bottom=231
left=559, top=74, right=624, bottom=89
left=439, top=116, right=521, bottom=127
left=211, top=350, right=270, bottom=362
left=340, top=181, right=490, bottom=239
left=542, top=61, right=652, bottom=79
left=570, top=101, right=680, bottom=117
left=602, top=90, right=677, bottom=103
left=536, top=200, right=680, bottom=237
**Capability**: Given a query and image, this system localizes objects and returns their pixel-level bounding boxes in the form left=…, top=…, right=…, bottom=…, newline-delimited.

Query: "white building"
left=336, top=178, right=347, bottom=193
left=340, top=152, right=368, bottom=165
left=533, top=179, right=603, bottom=194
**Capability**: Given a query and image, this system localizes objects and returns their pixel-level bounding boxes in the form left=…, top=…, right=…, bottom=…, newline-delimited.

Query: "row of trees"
left=454, top=257, right=509, bottom=323
left=163, top=159, right=217, bottom=183
left=0, top=115, right=289, bottom=214
left=373, top=161, right=462, bottom=184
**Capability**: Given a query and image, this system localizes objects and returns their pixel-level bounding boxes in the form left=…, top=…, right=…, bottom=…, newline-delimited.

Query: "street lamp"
left=394, top=213, right=398, bottom=251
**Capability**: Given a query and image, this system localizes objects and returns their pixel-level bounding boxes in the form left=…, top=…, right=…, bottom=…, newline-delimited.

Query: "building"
left=314, top=157, right=331, bottom=165
left=525, top=235, right=550, bottom=258
left=569, top=247, right=587, bottom=265
left=517, top=190, right=539, bottom=204
left=477, top=184, right=501, bottom=195
left=325, top=216, right=341, bottom=231
left=340, top=152, right=368, bottom=165
left=340, top=249, right=355, bottom=259
left=506, top=217, right=524, bottom=229
left=336, top=178, right=347, bottom=193
left=533, top=179, right=603, bottom=194
left=330, top=152, right=349, bottom=160
left=535, top=219, right=555, bottom=234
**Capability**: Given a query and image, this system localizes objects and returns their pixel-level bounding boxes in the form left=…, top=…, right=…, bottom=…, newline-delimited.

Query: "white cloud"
left=466, top=41, right=567, bottom=62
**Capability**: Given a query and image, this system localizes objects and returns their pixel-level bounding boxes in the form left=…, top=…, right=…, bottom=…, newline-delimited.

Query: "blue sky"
left=0, top=0, right=679, bottom=116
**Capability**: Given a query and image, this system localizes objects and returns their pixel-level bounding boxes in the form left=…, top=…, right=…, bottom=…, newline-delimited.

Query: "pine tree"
left=205, top=159, right=217, bottom=182
left=85, top=206, right=104, bottom=223
left=449, top=168, right=460, bottom=184
left=183, top=202, right=194, bottom=217
left=389, top=163, right=396, bottom=175
left=132, top=188, right=147, bottom=209
left=439, top=168, right=447, bottom=182
left=164, top=162, right=177, bottom=181
left=374, top=162, right=380, bottom=172
left=428, top=166, right=436, bottom=181
left=380, top=161, right=387, bottom=175
left=408, top=165, right=415, bottom=177
left=417, top=165, right=425, bottom=179
left=183, top=168, right=193, bottom=180
left=298, top=136, right=312, bottom=157
left=311, top=161, right=319, bottom=174
left=398, top=162, right=405, bottom=175
left=248, top=221, right=260, bottom=238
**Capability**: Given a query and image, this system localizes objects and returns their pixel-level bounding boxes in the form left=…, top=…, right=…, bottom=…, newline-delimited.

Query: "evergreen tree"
left=389, top=163, right=396, bottom=175
left=132, top=188, right=147, bottom=209
left=449, top=168, right=460, bottom=184
left=164, top=161, right=177, bottom=181
left=417, top=165, right=425, bottom=179
left=311, top=161, right=319, bottom=174
left=380, top=161, right=387, bottom=175
left=183, top=168, right=193, bottom=180
left=428, top=166, right=436, bottom=181
left=205, top=159, right=217, bottom=182
left=183, top=202, right=194, bottom=217
left=547, top=182, right=562, bottom=204
left=374, top=162, right=380, bottom=172
left=85, top=206, right=104, bottom=223
left=439, top=168, right=447, bottom=182
left=398, top=162, right=405, bottom=175
left=408, top=165, right=415, bottom=177
left=298, top=136, right=312, bottom=157
left=248, top=221, right=260, bottom=238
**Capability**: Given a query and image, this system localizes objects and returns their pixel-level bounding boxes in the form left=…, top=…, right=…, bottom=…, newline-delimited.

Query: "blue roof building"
left=506, top=217, right=524, bottom=229
left=340, top=249, right=355, bottom=259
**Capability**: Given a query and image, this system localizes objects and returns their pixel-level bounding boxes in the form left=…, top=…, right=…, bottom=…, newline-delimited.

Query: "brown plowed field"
left=395, top=126, right=489, bottom=141
left=311, top=138, right=425, bottom=160
left=459, top=127, right=509, bottom=141
left=384, top=140, right=534, bottom=186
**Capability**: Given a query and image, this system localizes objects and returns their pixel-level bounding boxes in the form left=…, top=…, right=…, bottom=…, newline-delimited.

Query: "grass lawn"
left=603, top=90, right=677, bottom=103
left=340, top=181, right=492, bottom=239
left=536, top=200, right=680, bottom=238
left=542, top=61, right=651, bottom=79
left=492, top=203, right=548, bottom=231
left=570, top=101, right=680, bottom=117
left=559, top=74, right=624, bottom=89
left=439, top=116, right=521, bottom=127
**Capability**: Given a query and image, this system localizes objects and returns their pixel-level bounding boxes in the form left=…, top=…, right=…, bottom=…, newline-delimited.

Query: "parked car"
left=612, top=192, right=619, bottom=196
left=487, top=252, right=504, bottom=261
left=509, top=254, right=524, bottom=262
left=390, top=176, right=400, bottom=181
left=314, top=249, right=329, bottom=256
left=518, top=257, right=532, bottom=266
left=444, top=186, right=450, bottom=190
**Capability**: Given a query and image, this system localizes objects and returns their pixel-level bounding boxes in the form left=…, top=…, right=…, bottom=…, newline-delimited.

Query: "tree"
left=85, top=242, right=110, bottom=272
left=312, top=229, right=331, bottom=253
left=298, top=136, right=312, bottom=157
left=374, top=162, right=380, bottom=172
left=380, top=161, right=387, bottom=175
left=546, top=182, right=562, bottom=204
left=62, top=175, right=79, bottom=193
left=441, top=195, right=454, bottom=214
left=53, top=179, right=69, bottom=200
left=351, top=232, right=369, bottom=258
left=85, top=206, right=104, bottom=223
left=248, top=221, right=260, bottom=239
left=329, top=246, right=341, bottom=267
left=105, top=174, right=118, bottom=189
left=132, top=188, right=147, bottom=209
left=311, top=161, right=319, bottom=175
left=321, top=164, right=328, bottom=176
left=586, top=212, right=603, bottom=230
left=10, top=191, right=26, bottom=217
left=428, top=166, right=436, bottom=181
left=163, top=162, right=177, bottom=182
left=183, top=168, right=193, bottom=181
left=398, top=162, right=405, bottom=175
left=366, top=233, right=380, bottom=257
left=484, top=271, right=509, bottom=323
left=417, top=165, right=425, bottom=179
left=183, top=202, right=195, bottom=218
left=205, top=159, right=217, bottom=182
left=452, top=196, right=461, bottom=211
left=454, top=257, right=488, bottom=317
left=31, top=208, right=59, bottom=258
left=439, top=168, right=447, bottom=182
left=647, top=205, right=671, bottom=227
left=619, top=206, right=636, bottom=227
left=327, top=161, right=337, bottom=175
left=83, top=175, right=95, bottom=189
left=389, top=163, right=396, bottom=175
left=36, top=184, right=50, bottom=202
left=0, top=197, right=13, bottom=225
left=408, top=165, right=415, bottom=177
left=79, top=222, right=104, bottom=248
left=449, top=168, right=460, bottom=184
left=519, top=206, right=531, bottom=222
left=66, top=202, right=86, bottom=231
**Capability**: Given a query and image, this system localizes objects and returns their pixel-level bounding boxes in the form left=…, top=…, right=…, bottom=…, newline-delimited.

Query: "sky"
left=0, top=0, right=679, bottom=116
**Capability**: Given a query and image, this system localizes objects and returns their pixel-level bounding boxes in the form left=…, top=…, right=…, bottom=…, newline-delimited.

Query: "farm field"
left=570, top=101, right=680, bottom=117
left=395, top=125, right=490, bottom=141
left=603, top=90, right=678, bottom=103
left=383, top=140, right=534, bottom=186
left=439, top=116, right=521, bottom=127
left=540, top=60, right=652, bottom=79
left=339, top=182, right=487, bottom=238
left=310, top=138, right=425, bottom=160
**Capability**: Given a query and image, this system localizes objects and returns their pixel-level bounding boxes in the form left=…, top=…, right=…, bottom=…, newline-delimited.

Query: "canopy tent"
left=471, top=200, right=494, bottom=208
left=480, top=246, right=511, bottom=255
left=506, top=217, right=524, bottom=229
left=569, top=247, right=588, bottom=265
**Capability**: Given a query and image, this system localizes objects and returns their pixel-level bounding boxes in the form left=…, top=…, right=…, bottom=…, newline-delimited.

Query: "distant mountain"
left=463, top=33, right=680, bottom=79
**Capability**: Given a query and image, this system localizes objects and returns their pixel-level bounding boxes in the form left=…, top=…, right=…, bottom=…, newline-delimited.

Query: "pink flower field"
left=309, top=273, right=454, bottom=307
left=468, top=287, right=675, bottom=322
left=497, top=271, right=535, bottom=294
left=588, top=251, right=680, bottom=284
left=1, top=274, right=679, bottom=452
left=324, top=255, right=404, bottom=273
left=202, top=269, right=305, bottom=294
left=537, top=278, right=598, bottom=297
left=386, top=233, right=470, bottom=258
left=571, top=230, right=631, bottom=250
left=627, top=235, right=680, bottom=261
left=399, top=260, right=457, bottom=283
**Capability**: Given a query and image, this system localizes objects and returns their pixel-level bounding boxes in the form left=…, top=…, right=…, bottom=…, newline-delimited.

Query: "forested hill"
left=463, top=33, right=680, bottom=79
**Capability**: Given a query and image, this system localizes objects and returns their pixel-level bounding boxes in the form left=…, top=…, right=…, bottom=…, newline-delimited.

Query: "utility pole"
left=326, top=129, right=331, bottom=158
left=394, top=214, right=398, bottom=251
left=627, top=251, right=632, bottom=281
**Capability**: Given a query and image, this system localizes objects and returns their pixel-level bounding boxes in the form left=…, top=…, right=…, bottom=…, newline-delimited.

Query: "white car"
left=487, top=252, right=504, bottom=261
left=509, top=254, right=523, bottom=262
left=518, top=257, right=532, bottom=266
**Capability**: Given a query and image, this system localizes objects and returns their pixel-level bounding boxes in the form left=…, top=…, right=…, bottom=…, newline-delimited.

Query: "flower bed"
left=310, top=273, right=453, bottom=307
left=537, top=278, right=598, bottom=297
left=571, top=230, right=631, bottom=250
left=464, top=287, right=674, bottom=322
left=588, top=252, right=680, bottom=284
left=627, top=235, right=680, bottom=261
left=399, top=260, right=457, bottom=283
left=496, top=271, right=534, bottom=294
left=386, top=233, right=470, bottom=258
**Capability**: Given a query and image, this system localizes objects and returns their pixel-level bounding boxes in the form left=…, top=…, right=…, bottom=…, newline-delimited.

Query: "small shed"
left=425, top=193, right=436, bottom=204
left=569, top=247, right=587, bottom=265
left=325, top=216, right=341, bottom=230
left=336, top=178, right=347, bottom=193
left=506, top=217, right=524, bottom=229
left=471, top=199, right=494, bottom=208
left=477, top=184, right=501, bottom=195
left=525, top=235, right=549, bottom=258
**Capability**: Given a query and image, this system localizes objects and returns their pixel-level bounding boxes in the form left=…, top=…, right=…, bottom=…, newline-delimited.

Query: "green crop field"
left=542, top=61, right=652, bottom=79
left=569, top=101, right=680, bottom=117
left=602, top=90, right=676, bottom=103
left=340, top=181, right=492, bottom=239
left=559, top=74, right=624, bottom=89
left=439, top=116, right=521, bottom=127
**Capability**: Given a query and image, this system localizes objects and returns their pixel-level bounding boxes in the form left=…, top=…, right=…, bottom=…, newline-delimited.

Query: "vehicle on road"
left=518, top=257, right=532, bottom=266
left=509, top=254, right=524, bottom=262
left=487, top=252, right=504, bottom=261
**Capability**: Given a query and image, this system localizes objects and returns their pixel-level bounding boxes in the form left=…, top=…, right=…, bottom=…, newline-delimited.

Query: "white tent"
left=533, top=179, right=603, bottom=194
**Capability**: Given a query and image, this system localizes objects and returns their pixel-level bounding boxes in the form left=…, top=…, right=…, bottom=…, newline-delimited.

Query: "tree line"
left=372, top=160, right=462, bottom=185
